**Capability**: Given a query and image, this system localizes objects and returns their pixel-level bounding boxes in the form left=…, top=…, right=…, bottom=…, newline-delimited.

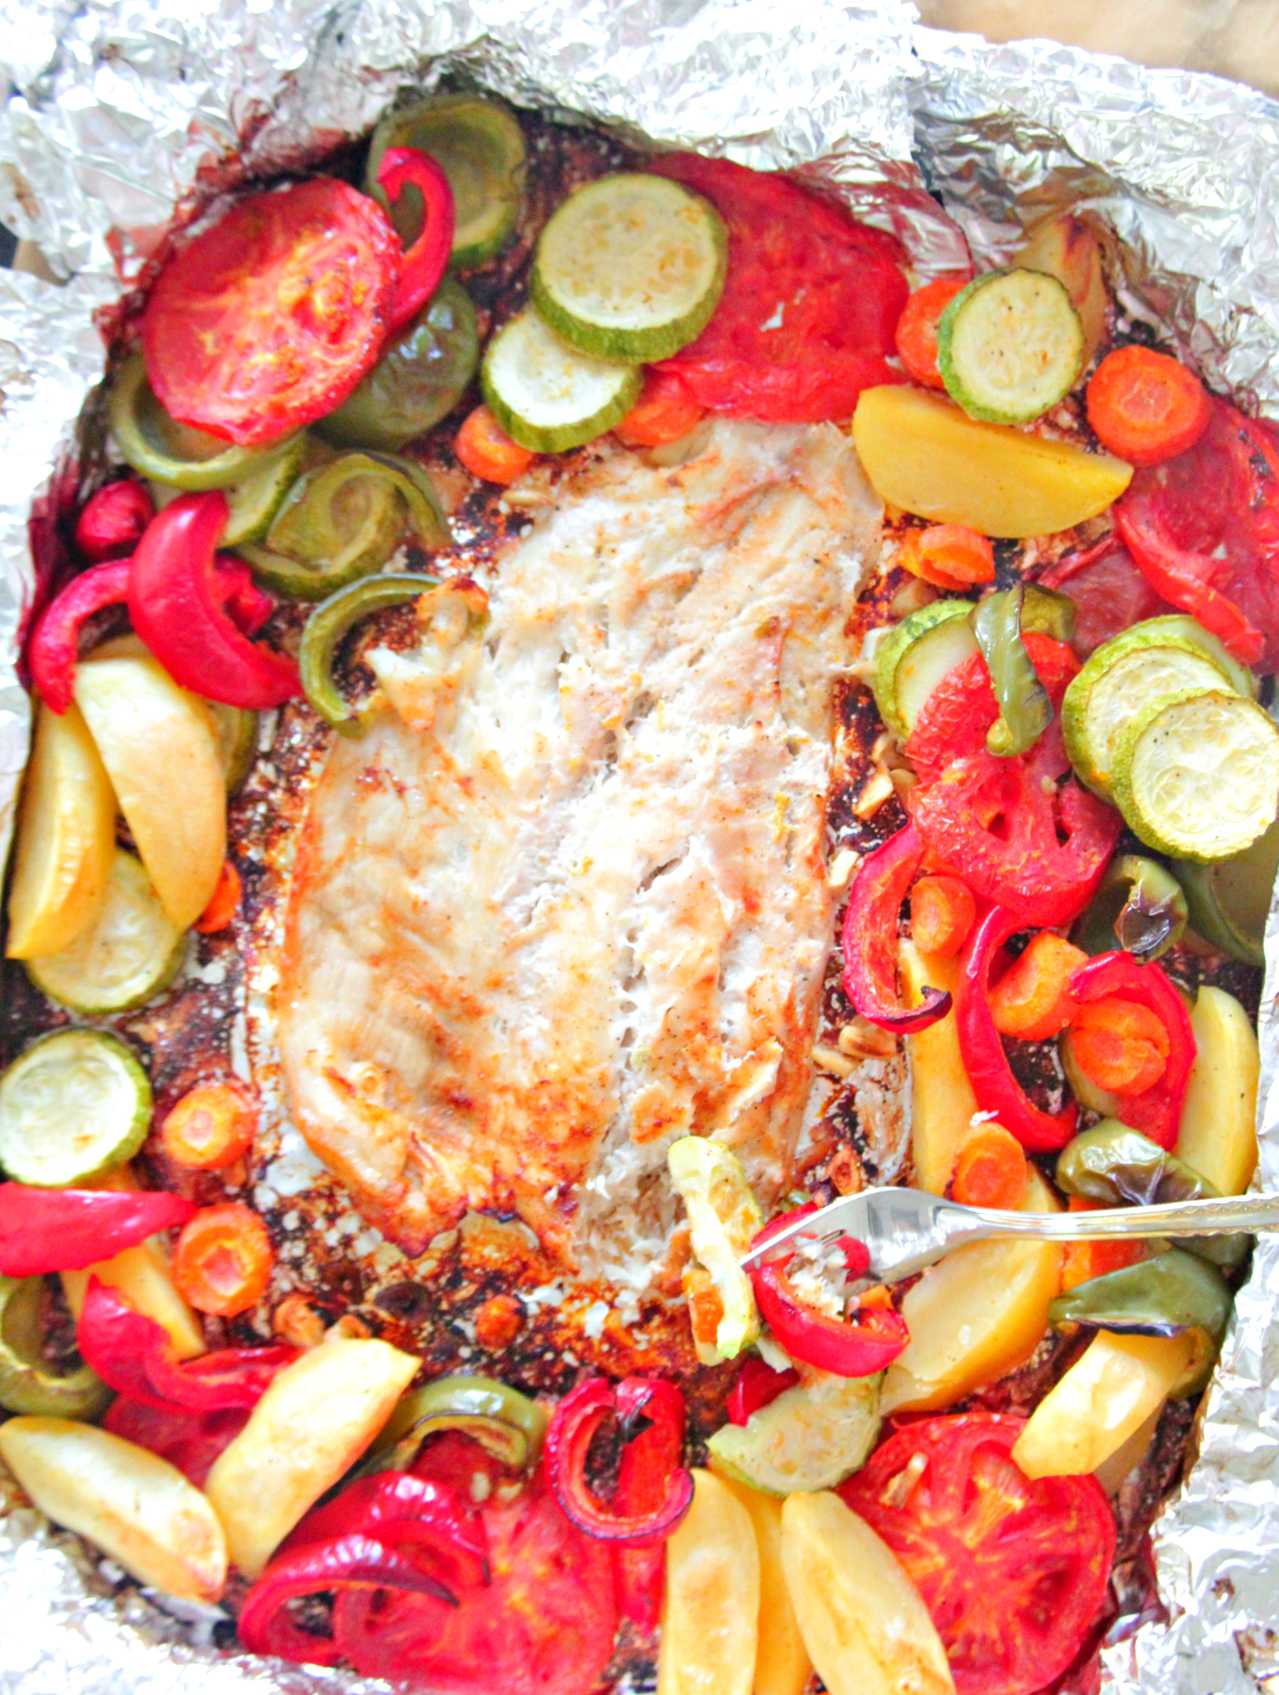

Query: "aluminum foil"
left=1, top=5, right=1278, bottom=1693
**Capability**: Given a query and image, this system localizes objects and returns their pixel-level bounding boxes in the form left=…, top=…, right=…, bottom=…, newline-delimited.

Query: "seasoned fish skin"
left=278, top=420, right=882, bottom=1281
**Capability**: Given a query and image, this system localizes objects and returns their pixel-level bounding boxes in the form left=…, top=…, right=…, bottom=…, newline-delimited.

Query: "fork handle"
left=971, top=1190, right=1279, bottom=1242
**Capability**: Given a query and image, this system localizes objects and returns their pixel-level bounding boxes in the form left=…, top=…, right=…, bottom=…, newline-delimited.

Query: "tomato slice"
left=904, top=632, right=1080, bottom=787
left=143, top=179, right=401, bottom=447
left=1038, top=539, right=1168, bottom=657
left=334, top=1472, right=617, bottom=1695
left=651, top=153, right=908, bottom=422
left=840, top=1414, right=1116, bottom=1695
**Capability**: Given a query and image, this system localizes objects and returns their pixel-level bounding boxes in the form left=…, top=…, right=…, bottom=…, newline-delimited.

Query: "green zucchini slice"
left=939, top=269, right=1085, bottom=425
left=481, top=308, right=642, bottom=453
left=0, top=1029, right=152, bottom=1188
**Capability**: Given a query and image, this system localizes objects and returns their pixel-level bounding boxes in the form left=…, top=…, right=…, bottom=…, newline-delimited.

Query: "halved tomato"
left=840, top=1413, right=1116, bottom=1695
left=142, top=179, right=401, bottom=447
left=334, top=1470, right=617, bottom=1695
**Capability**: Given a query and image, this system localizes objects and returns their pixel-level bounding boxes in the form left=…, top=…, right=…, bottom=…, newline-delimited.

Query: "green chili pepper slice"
left=1055, top=1121, right=1247, bottom=1270
left=1020, top=584, right=1077, bottom=642
left=1072, top=854, right=1189, bottom=963
left=0, top=1274, right=110, bottom=1419
left=362, top=1374, right=548, bottom=1475
left=971, top=585, right=1052, bottom=757
left=1048, top=1247, right=1233, bottom=1395
left=318, top=280, right=479, bottom=452
left=109, top=355, right=287, bottom=491
left=299, top=572, right=437, bottom=733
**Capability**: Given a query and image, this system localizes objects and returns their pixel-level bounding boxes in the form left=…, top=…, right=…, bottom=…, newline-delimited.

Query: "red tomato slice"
left=103, top=1396, right=248, bottom=1488
left=841, top=1414, right=1116, bottom=1695
left=651, top=153, right=908, bottom=422
left=904, top=631, right=1079, bottom=787
left=1038, top=539, right=1169, bottom=657
left=143, top=179, right=401, bottom=447
left=334, top=1472, right=617, bottom=1695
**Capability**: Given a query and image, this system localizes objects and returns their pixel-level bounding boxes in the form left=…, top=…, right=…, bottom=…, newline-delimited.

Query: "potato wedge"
left=882, top=1170, right=1062, bottom=1414
left=780, top=1491, right=955, bottom=1695
left=1011, top=1331, right=1194, bottom=1480
left=1175, top=986, right=1259, bottom=1197
left=658, top=1469, right=759, bottom=1695
left=0, top=1416, right=226, bottom=1601
left=205, top=1336, right=419, bottom=1577
left=6, top=703, right=115, bottom=959
left=852, top=386, right=1133, bottom=539
left=720, top=1476, right=811, bottom=1695
left=1015, top=214, right=1108, bottom=363
left=74, top=649, right=225, bottom=930
left=900, top=941, right=977, bottom=1195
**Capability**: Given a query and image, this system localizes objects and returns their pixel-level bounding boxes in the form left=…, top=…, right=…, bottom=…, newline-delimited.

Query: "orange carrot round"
left=899, top=523, right=995, bottom=591
left=951, top=1123, right=1028, bottom=1211
left=1067, top=995, right=1171, bottom=1095
left=160, top=1079, right=258, bottom=1171
left=615, top=370, right=704, bottom=448
left=909, top=874, right=976, bottom=958
left=1085, top=346, right=1210, bottom=467
left=894, top=275, right=970, bottom=390
left=173, top=1202, right=273, bottom=1317
left=455, top=404, right=536, bottom=485
left=1060, top=1196, right=1146, bottom=1291
left=990, top=933, right=1088, bottom=1042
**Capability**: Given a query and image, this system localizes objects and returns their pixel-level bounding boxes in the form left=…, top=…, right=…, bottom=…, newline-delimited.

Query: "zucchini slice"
left=871, top=599, right=978, bottom=741
left=668, top=1135, right=763, bottom=1364
left=531, top=173, right=727, bottom=363
left=938, top=268, right=1085, bottom=425
left=26, top=849, right=185, bottom=1016
left=707, top=1369, right=882, bottom=1495
left=1112, top=689, right=1279, bottom=861
left=0, top=1029, right=152, bottom=1188
left=1061, top=616, right=1253, bottom=797
left=481, top=308, right=642, bottom=453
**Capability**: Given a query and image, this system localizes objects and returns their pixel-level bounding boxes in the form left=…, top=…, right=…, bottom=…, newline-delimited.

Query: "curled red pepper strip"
left=747, top=1208, right=908, bottom=1378
left=77, top=1278, right=297, bottom=1414
left=544, top=1376, right=694, bottom=1547
left=238, top=1533, right=457, bottom=1667
left=611, top=1378, right=689, bottom=1631
left=74, top=479, right=155, bottom=562
left=1114, top=494, right=1265, bottom=667
left=129, top=492, right=301, bottom=708
left=27, top=558, right=131, bottom=713
left=104, top=1395, right=249, bottom=1488
left=956, top=906, right=1078, bottom=1152
left=284, top=1472, right=489, bottom=1590
left=841, top=822, right=951, bottom=1033
left=1067, top=951, right=1197, bottom=1151
left=376, top=146, right=456, bottom=335
left=0, top=1184, right=194, bottom=1277
left=213, top=554, right=276, bottom=637
left=725, top=1355, right=800, bottom=1427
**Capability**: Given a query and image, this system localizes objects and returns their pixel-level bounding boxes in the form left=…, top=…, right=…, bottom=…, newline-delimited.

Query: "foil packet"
left=0, top=3, right=1277, bottom=1692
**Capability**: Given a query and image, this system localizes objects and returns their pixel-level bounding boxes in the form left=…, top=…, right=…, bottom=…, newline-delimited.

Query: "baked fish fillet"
left=278, top=419, right=882, bottom=1285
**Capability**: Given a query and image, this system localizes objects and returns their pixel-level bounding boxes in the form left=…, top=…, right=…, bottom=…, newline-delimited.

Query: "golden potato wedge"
left=720, top=1476, right=811, bottom=1695
left=658, top=1469, right=759, bottom=1695
left=0, top=1416, right=226, bottom=1601
left=6, top=703, right=115, bottom=959
left=852, top=386, right=1132, bottom=539
left=900, top=941, right=977, bottom=1195
left=1015, top=214, right=1108, bottom=363
left=780, top=1491, right=955, bottom=1695
left=205, top=1336, right=419, bottom=1577
left=1176, top=986, right=1259, bottom=1197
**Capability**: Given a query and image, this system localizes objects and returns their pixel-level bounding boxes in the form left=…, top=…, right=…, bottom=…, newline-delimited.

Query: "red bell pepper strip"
left=544, top=1376, right=693, bottom=1547
left=956, top=906, right=1078, bottom=1152
left=284, top=1472, right=489, bottom=1591
left=376, top=147, right=456, bottom=335
left=1067, top=952, right=1197, bottom=1150
left=747, top=1209, right=907, bottom=1377
left=104, top=1396, right=249, bottom=1488
left=611, top=1378, right=689, bottom=1632
left=74, top=479, right=155, bottom=562
left=1114, top=494, right=1264, bottom=667
left=128, top=492, right=301, bottom=708
left=725, top=1355, right=800, bottom=1427
left=77, top=1278, right=296, bottom=1413
left=238, top=1534, right=457, bottom=1667
left=841, top=822, right=951, bottom=1033
left=215, top=556, right=275, bottom=637
left=0, top=1184, right=194, bottom=1277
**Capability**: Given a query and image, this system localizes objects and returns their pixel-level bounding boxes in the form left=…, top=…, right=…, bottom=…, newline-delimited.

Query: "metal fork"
left=738, top=1186, right=1279, bottom=1284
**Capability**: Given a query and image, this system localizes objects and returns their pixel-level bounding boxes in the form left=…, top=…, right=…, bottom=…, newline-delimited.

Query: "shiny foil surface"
left=0, top=3, right=1277, bottom=1691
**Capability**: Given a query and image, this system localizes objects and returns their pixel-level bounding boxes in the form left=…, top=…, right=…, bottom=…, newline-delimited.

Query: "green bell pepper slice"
left=0, top=1274, right=111, bottom=1419
left=362, top=1373, right=548, bottom=1475
left=971, top=584, right=1053, bottom=757
left=1072, top=854, right=1188, bottom=963
left=299, top=572, right=437, bottom=733
left=1048, top=1247, right=1233, bottom=1395
left=1020, top=584, right=1077, bottom=642
left=109, top=354, right=287, bottom=491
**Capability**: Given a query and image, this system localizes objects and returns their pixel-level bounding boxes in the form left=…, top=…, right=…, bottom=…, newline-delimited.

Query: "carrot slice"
left=615, top=370, right=704, bottom=448
left=899, top=523, right=995, bottom=590
left=160, top=1079, right=258, bottom=1171
left=1068, top=995, right=1171, bottom=1095
left=951, top=1123, right=1029, bottom=1211
left=909, top=874, right=976, bottom=958
left=1085, top=346, right=1210, bottom=467
left=455, top=404, right=536, bottom=485
left=894, top=275, right=969, bottom=390
left=173, top=1202, right=273, bottom=1317
left=990, top=933, right=1088, bottom=1042
left=1060, top=1196, right=1145, bottom=1291
left=195, top=860, right=242, bottom=935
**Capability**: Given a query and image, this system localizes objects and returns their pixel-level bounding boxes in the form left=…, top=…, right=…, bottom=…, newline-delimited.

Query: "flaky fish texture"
left=278, top=420, right=882, bottom=1285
